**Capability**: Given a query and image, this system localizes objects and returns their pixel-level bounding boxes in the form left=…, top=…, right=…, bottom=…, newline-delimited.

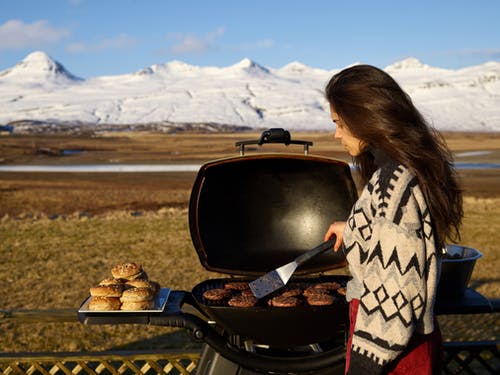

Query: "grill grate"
left=193, top=276, right=348, bottom=308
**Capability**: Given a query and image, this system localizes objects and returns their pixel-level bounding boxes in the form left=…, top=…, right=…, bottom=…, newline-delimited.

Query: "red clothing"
left=345, top=299, right=442, bottom=374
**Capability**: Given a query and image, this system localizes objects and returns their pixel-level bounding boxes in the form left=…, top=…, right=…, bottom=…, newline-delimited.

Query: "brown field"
left=0, top=131, right=499, bottom=352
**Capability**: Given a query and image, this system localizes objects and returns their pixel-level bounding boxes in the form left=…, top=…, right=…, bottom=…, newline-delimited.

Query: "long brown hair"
left=325, top=64, right=463, bottom=247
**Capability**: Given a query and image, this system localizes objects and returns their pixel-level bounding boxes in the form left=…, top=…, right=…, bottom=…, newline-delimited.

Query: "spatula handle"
left=294, top=238, right=336, bottom=266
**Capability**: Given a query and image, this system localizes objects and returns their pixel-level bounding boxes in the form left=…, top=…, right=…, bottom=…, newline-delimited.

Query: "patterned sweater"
left=343, top=157, right=441, bottom=374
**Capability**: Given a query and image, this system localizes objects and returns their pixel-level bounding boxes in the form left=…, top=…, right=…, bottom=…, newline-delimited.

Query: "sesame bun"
left=120, top=287, right=155, bottom=302
left=89, top=284, right=123, bottom=297
left=89, top=296, right=121, bottom=311
left=125, top=279, right=159, bottom=293
left=127, top=270, right=148, bottom=280
left=111, top=262, right=142, bottom=280
left=120, top=300, right=154, bottom=310
left=99, top=278, right=123, bottom=286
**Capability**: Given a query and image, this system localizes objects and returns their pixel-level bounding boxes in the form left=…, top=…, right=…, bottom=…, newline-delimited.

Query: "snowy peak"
left=134, top=60, right=199, bottom=77
left=22, top=51, right=58, bottom=67
left=0, top=51, right=82, bottom=84
left=385, top=57, right=431, bottom=70
left=277, top=61, right=326, bottom=76
left=229, top=58, right=270, bottom=76
left=280, top=61, right=310, bottom=72
left=276, top=61, right=332, bottom=80
left=134, top=66, right=154, bottom=76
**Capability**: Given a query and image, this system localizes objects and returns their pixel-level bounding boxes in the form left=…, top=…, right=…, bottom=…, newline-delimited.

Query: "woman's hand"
left=324, top=221, right=346, bottom=252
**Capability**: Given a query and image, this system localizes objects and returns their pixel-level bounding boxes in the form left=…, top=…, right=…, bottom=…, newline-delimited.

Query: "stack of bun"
left=88, top=262, right=160, bottom=311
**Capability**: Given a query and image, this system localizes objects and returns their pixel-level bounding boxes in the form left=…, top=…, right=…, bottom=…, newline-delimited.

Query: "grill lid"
left=188, top=133, right=358, bottom=276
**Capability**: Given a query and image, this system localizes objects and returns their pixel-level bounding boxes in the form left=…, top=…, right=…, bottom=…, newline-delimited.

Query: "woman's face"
left=330, top=105, right=365, bottom=156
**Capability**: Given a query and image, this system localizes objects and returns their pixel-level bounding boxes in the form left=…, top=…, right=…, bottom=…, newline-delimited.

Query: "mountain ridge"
left=1, top=51, right=499, bottom=132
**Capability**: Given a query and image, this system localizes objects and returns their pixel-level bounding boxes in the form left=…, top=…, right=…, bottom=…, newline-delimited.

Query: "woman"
left=323, top=65, right=463, bottom=374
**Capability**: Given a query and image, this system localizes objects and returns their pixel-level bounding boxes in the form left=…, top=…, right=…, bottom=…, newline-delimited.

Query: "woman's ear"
left=359, top=140, right=368, bottom=152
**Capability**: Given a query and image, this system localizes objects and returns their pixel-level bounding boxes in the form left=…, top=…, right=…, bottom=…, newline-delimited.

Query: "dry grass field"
left=0, top=131, right=499, bottom=352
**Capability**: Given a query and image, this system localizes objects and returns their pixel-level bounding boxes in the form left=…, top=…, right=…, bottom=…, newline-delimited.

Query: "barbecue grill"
left=78, top=129, right=495, bottom=375
left=79, top=129, right=357, bottom=374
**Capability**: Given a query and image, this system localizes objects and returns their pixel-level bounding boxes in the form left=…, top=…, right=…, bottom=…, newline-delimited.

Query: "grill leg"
left=195, top=343, right=263, bottom=375
left=195, top=342, right=346, bottom=375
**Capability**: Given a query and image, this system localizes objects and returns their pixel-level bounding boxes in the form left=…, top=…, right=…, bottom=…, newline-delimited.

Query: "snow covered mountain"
left=0, top=51, right=82, bottom=87
left=0, top=51, right=499, bottom=132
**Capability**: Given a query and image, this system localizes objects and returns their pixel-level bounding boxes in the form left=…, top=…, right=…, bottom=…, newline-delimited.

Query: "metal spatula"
left=249, top=238, right=335, bottom=299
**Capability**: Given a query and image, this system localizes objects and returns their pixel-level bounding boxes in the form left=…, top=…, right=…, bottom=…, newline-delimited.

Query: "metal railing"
left=0, top=350, right=198, bottom=375
left=442, top=341, right=500, bottom=375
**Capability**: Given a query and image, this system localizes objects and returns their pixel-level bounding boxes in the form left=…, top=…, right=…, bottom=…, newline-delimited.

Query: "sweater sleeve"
left=346, top=170, right=436, bottom=374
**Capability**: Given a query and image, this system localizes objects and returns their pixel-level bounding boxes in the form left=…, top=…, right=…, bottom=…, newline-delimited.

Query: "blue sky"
left=1, top=0, right=499, bottom=78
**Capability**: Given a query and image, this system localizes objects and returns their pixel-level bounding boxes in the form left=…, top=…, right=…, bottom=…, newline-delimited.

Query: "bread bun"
left=89, top=284, right=123, bottom=297
left=111, top=262, right=143, bottom=280
left=120, top=287, right=155, bottom=302
left=127, top=270, right=148, bottom=281
left=89, top=296, right=121, bottom=311
left=99, top=278, right=123, bottom=286
left=86, top=262, right=160, bottom=310
left=125, top=279, right=159, bottom=293
left=120, top=300, right=154, bottom=310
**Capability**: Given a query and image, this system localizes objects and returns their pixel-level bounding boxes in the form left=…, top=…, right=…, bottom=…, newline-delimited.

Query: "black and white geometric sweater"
left=343, top=159, right=440, bottom=374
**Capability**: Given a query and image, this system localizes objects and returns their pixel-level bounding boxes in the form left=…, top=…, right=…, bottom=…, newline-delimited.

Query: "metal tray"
left=78, top=288, right=171, bottom=313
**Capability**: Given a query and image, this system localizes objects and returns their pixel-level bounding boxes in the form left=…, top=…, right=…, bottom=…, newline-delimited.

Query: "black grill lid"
left=189, top=153, right=358, bottom=276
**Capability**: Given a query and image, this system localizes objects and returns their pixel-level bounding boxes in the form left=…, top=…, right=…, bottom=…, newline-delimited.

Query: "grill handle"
left=236, top=128, right=313, bottom=156
left=258, top=128, right=291, bottom=145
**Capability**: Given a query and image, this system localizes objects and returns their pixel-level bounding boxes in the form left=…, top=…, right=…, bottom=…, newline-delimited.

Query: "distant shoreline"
left=1, top=162, right=499, bottom=172
left=2, top=119, right=500, bottom=136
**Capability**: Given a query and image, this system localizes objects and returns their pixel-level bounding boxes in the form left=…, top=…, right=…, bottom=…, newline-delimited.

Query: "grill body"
left=191, top=276, right=349, bottom=347
left=185, top=132, right=359, bottom=372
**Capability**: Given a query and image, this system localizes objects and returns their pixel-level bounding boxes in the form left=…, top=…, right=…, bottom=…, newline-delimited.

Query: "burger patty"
left=313, top=281, right=341, bottom=290
left=303, top=286, right=329, bottom=297
left=307, top=293, right=335, bottom=306
left=279, top=288, right=303, bottom=298
left=224, top=282, right=250, bottom=291
left=201, top=279, right=346, bottom=307
left=228, top=295, right=258, bottom=307
left=241, top=289, right=256, bottom=297
left=268, top=296, right=301, bottom=307
left=203, top=288, right=230, bottom=301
